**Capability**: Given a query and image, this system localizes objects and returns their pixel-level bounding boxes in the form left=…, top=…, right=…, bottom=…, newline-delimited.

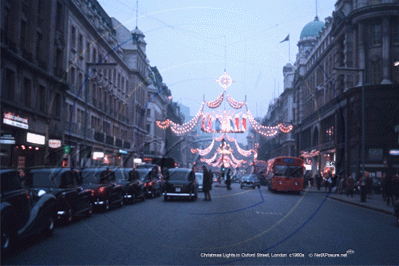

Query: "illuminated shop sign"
left=119, top=149, right=128, bottom=154
left=49, top=139, right=62, bottom=148
left=3, top=112, right=28, bottom=129
left=92, top=152, right=105, bottom=159
left=389, top=149, right=399, bottom=156
left=27, top=132, right=45, bottom=145
left=0, top=134, right=16, bottom=144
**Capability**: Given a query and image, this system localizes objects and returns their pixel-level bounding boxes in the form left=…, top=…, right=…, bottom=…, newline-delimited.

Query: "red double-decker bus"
left=265, top=156, right=305, bottom=193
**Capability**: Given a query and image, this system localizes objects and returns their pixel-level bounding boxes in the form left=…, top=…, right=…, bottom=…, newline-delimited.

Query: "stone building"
left=293, top=0, right=399, bottom=177
left=1, top=0, right=69, bottom=168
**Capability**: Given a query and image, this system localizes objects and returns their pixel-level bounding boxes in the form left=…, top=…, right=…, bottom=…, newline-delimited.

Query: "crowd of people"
left=309, top=171, right=399, bottom=205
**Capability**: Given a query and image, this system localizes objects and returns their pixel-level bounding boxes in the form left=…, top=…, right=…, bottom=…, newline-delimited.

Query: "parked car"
left=80, top=168, right=125, bottom=211
left=136, top=168, right=163, bottom=198
left=240, top=174, right=261, bottom=189
left=1, top=169, right=57, bottom=254
left=25, top=168, right=93, bottom=224
left=164, top=168, right=198, bottom=201
left=195, top=172, right=203, bottom=192
left=112, top=168, right=146, bottom=204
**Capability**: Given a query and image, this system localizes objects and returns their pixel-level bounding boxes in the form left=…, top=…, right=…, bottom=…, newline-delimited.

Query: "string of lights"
left=205, top=92, right=224, bottom=108
left=226, top=94, right=245, bottom=109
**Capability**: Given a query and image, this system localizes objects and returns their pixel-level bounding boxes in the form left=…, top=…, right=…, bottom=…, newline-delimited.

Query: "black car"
left=240, top=174, right=261, bottom=189
left=80, top=168, right=125, bottom=211
left=1, top=169, right=56, bottom=254
left=113, top=168, right=146, bottom=204
left=163, top=168, right=198, bottom=201
left=25, top=168, right=93, bottom=224
left=136, top=168, right=163, bottom=198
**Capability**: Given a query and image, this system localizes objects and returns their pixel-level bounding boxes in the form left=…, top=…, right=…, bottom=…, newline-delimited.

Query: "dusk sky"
left=97, top=0, right=338, bottom=142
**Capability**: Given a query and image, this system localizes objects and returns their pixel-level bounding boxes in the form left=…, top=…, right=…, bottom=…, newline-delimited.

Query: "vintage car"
left=163, top=168, right=198, bottom=201
left=136, top=168, right=163, bottom=198
left=240, top=174, right=261, bottom=189
left=80, top=168, right=125, bottom=211
left=25, top=168, right=93, bottom=224
left=112, top=168, right=146, bottom=204
left=1, top=169, right=56, bottom=254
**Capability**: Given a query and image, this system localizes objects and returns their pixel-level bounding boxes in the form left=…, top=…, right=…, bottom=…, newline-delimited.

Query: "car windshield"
left=169, top=170, right=189, bottom=181
left=274, top=165, right=303, bottom=178
left=81, top=170, right=101, bottom=183
left=28, top=169, right=69, bottom=188
left=137, top=169, right=151, bottom=181
left=243, top=175, right=255, bottom=181
left=113, top=168, right=129, bottom=180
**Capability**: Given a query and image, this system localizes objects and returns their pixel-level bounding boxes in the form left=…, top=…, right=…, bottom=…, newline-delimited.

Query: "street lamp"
left=333, top=67, right=365, bottom=178
left=83, top=62, right=117, bottom=168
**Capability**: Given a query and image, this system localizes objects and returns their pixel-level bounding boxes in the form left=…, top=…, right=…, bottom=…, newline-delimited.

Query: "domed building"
left=300, top=16, right=325, bottom=39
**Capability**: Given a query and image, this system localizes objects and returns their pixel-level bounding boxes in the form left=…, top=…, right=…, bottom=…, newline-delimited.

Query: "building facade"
left=1, top=0, right=69, bottom=169
left=292, top=0, right=399, bottom=178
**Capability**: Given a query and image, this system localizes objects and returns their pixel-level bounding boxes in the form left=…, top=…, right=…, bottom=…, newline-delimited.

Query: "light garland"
left=169, top=104, right=204, bottom=136
left=235, top=140, right=255, bottom=157
left=156, top=119, right=171, bottom=129
left=226, top=94, right=245, bottom=109
left=205, top=92, right=224, bottom=108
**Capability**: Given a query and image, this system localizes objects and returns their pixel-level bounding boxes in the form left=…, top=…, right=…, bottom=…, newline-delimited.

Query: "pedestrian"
left=128, top=166, right=140, bottom=182
left=329, top=174, right=337, bottom=193
left=385, top=175, right=395, bottom=206
left=315, top=173, right=322, bottom=191
left=381, top=173, right=387, bottom=202
left=325, top=172, right=332, bottom=192
left=393, top=174, right=399, bottom=201
left=225, top=169, right=232, bottom=190
left=346, top=175, right=354, bottom=197
left=365, top=173, right=373, bottom=199
left=202, top=165, right=212, bottom=201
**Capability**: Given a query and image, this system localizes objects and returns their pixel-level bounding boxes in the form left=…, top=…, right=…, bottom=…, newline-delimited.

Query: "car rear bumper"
left=163, top=192, right=195, bottom=197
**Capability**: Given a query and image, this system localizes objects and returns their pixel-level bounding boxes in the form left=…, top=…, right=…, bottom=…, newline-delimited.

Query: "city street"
left=2, top=183, right=398, bottom=265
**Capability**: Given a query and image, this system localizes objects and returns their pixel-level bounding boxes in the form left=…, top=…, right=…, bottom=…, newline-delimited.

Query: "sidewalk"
left=304, top=185, right=395, bottom=215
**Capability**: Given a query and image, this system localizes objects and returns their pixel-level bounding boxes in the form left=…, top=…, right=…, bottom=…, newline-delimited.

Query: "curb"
left=327, top=195, right=394, bottom=215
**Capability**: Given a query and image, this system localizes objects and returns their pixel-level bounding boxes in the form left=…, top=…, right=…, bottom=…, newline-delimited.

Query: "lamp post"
left=333, top=67, right=365, bottom=179
left=83, top=63, right=117, bottom=168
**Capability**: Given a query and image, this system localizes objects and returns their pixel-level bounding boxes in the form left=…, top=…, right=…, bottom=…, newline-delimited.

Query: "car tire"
left=253, top=186, right=255, bottom=189
left=164, top=195, right=168, bottom=201
left=42, top=213, right=55, bottom=237
left=240, top=185, right=243, bottom=189
left=258, top=185, right=261, bottom=188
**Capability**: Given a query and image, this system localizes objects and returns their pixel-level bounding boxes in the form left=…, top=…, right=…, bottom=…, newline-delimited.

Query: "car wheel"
left=86, top=202, right=93, bottom=217
left=164, top=195, right=168, bottom=201
left=253, top=186, right=256, bottom=189
left=1, top=225, right=14, bottom=254
left=240, top=185, right=243, bottom=189
left=258, top=185, right=261, bottom=188
left=42, top=213, right=55, bottom=237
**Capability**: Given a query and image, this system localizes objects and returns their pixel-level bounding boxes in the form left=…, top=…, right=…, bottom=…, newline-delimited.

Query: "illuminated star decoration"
left=216, top=72, right=233, bottom=90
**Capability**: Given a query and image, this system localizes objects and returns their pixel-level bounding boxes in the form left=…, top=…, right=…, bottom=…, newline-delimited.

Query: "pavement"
left=304, top=185, right=396, bottom=215
left=214, top=182, right=396, bottom=215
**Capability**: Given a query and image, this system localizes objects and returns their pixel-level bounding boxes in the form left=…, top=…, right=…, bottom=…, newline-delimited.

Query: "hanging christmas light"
left=156, top=119, right=171, bottom=129
left=205, top=92, right=224, bottom=108
left=235, top=140, right=255, bottom=157
left=169, top=104, right=204, bottom=136
left=226, top=94, right=246, bottom=109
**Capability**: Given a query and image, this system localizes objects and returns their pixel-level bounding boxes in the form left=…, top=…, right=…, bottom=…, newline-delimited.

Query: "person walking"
left=225, top=169, right=232, bottom=190
left=385, top=175, right=395, bottom=206
left=128, top=166, right=140, bottom=182
left=381, top=173, right=387, bottom=202
left=202, top=165, right=212, bottom=201
left=346, top=175, right=354, bottom=197
left=365, top=173, right=373, bottom=199
left=315, top=173, right=322, bottom=191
